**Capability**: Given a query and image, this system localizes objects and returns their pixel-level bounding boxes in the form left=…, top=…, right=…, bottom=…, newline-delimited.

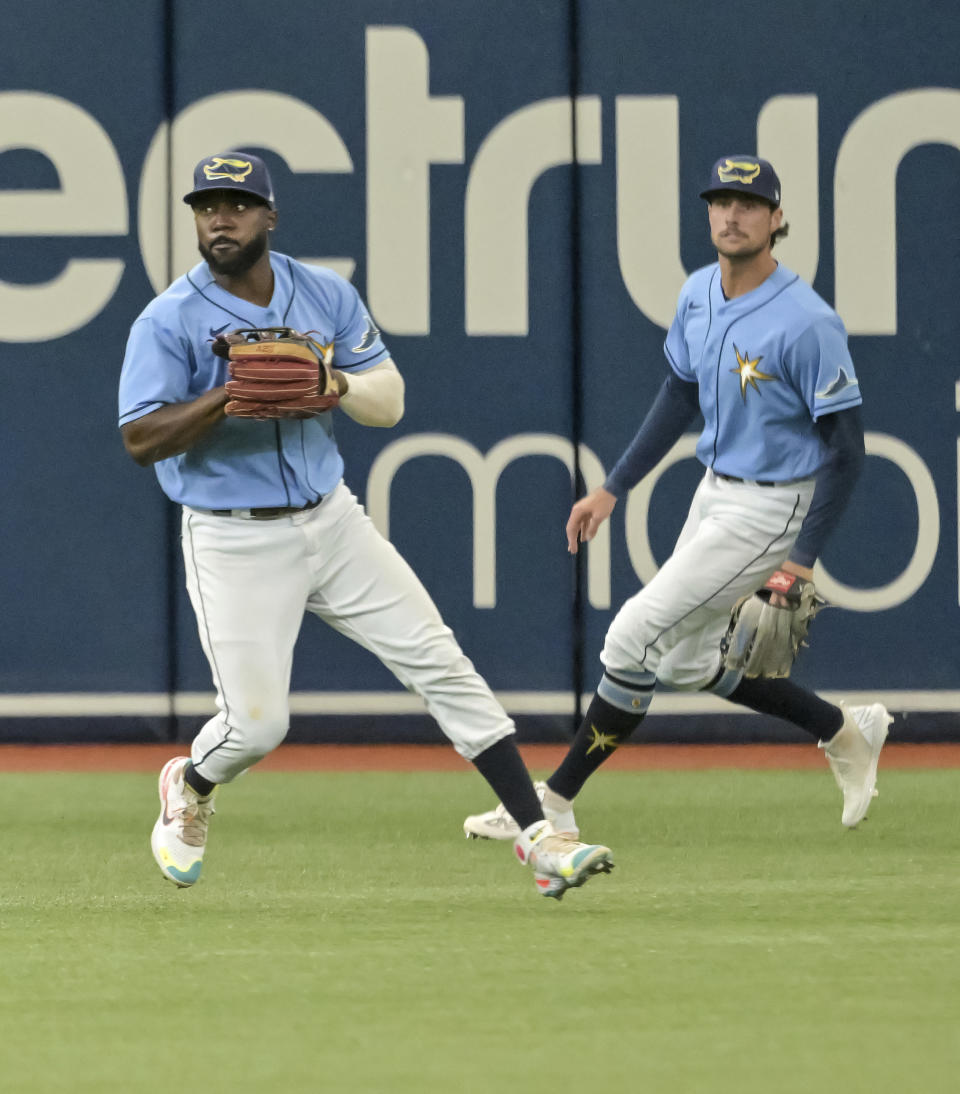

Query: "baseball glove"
left=213, top=327, right=340, bottom=420
left=721, top=569, right=825, bottom=679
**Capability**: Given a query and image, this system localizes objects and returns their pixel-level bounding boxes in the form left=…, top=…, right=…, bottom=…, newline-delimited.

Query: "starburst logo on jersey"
left=202, top=157, right=253, bottom=184
left=717, top=159, right=761, bottom=185
left=585, top=725, right=619, bottom=755
left=731, top=344, right=777, bottom=400
left=307, top=338, right=335, bottom=367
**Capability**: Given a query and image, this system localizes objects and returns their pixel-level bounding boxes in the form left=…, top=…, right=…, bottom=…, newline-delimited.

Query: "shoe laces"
left=537, top=832, right=581, bottom=855
left=177, top=795, right=215, bottom=847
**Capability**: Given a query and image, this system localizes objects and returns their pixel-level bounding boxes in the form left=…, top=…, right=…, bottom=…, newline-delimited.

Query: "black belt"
left=714, top=472, right=778, bottom=487
left=714, top=471, right=812, bottom=489
left=207, top=497, right=324, bottom=520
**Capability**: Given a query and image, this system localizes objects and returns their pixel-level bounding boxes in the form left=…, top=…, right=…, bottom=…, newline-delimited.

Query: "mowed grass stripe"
left=0, top=771, right=956, bottom=1093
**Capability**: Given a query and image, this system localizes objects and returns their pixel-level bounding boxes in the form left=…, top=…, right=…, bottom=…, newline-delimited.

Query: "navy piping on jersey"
left=705, top=268, right=718, bottom=456
left=348, top=350, right=387, bottom=369
left=186, top=256, right=299, bottom=326
left=298, top=426, right=324, bottom=498
left=184, top=511, right=234, bottom=774
left=273, top=425, right=293, bottom=507
left=281, top=257, right=297, bottom=323
left=636, top=490, right=804, bottom=670
left=705, top=267, right=800, bottom=469
left=185, top=272, right=255, bottom=327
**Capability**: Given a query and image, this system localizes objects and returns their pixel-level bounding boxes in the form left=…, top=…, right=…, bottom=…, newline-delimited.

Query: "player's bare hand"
left=332, top=368, right=349, bottom=397
left=566, top=487, right=617, bottom=554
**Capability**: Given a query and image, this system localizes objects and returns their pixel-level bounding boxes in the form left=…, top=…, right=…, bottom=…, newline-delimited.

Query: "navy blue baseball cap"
left=183, top=151, right=275, bottom=208
left=700, top=155, right=781, bottom=208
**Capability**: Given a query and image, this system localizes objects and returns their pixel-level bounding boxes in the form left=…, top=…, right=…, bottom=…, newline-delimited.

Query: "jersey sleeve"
left=117, top=315, right=194, bottom=426
left=327, top=276, right=391, bottom=373
left=663, top=299, right=695, bottom=382
left=784, top=314, right=862, bottom=421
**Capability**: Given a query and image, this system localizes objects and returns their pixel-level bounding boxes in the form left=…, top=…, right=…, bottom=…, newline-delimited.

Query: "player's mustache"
left=210, top=235, right=239, bottom=247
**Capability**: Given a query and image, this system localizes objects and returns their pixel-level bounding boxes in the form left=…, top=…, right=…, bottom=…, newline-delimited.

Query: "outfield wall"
left=1, top=1, right=959, bottom=742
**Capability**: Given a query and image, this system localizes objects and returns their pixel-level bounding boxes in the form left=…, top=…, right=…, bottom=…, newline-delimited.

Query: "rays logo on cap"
left=700, top=155, right=781, bottom=207
left=202, top=157, right=253, bottom=184
left=717, top=159, right=761, bottom=185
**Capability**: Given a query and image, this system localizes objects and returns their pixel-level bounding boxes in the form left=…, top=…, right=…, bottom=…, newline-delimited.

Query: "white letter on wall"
left=0, top=92, right=126, bottom=342
left=757, top=94, right=819, bottom=285
left=367, top=433, right=610, bottom=608
left=615, top=96, right=685, bottom=332
left=465, top=96, right=601, bottom=336
left=835, top=88, right=960, bottom=334
left=366, top=27, right=464, bottom=334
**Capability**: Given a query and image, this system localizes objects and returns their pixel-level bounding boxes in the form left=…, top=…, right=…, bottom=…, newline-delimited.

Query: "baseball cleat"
left=820, top=703, right=892, bottom=827
left=150, top=756, right=216, bottom=887
left=513, top=820, right=613, bottom=900
left=464, top=780, right=579, bottom=840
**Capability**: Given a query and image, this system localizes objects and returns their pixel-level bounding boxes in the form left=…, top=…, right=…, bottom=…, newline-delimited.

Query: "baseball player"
left=465, top=155, right=891, bottom=841
left=118, top=150, right=613, bottom=898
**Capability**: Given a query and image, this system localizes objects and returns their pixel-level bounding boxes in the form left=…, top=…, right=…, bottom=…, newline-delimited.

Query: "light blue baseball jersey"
left=664, top=262, right=861, bottom=481
left=118, top=252, right=390, bottom=509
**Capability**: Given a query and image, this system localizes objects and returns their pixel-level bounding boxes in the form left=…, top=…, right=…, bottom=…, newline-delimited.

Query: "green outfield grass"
left=0, top=767, right=957, bottom=1093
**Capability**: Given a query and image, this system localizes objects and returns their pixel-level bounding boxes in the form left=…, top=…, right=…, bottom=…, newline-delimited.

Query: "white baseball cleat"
left=513, top=820, right=613, bottom=900
left=464, top=780, right=579, bottom=840
left=151, top=756, right=216, bottom=887
left=820, top=703, right=892, bottom=827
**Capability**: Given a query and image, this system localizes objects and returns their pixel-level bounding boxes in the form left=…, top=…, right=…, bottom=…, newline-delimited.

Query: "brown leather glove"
left=216, top=328, right=340, bottom=420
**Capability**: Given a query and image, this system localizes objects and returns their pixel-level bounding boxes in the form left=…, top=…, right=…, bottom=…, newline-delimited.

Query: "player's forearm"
left=121, top=388, right=229, bottom=466
left=336, top=359, right=405, bottom=427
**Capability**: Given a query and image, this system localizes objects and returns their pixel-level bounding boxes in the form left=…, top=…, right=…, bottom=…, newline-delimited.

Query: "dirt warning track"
left=0, top=742, right=957, bottom=772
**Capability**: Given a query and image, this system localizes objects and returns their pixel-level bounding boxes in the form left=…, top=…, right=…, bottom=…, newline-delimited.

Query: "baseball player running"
left=118, top=150, right=613, bottom=898
left=465, top=155, right=891, bottom=842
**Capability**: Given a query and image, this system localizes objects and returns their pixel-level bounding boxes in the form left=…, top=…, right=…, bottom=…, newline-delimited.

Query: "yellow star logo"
left=731, top=344, right=777, bottom=400
left=307, top=338, right=335, bottom=367
left=585, top=724, right=619, bottom=755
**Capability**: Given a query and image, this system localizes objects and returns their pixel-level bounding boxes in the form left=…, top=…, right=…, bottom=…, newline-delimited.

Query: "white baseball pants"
left=181, top=481, right=514, bottom=784
left=602, top=469, right=816, bottom=691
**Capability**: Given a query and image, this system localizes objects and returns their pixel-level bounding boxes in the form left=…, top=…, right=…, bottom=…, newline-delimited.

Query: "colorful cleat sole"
left=534, top=847, right=615, bottom=900
left=151, top=822, right=203, bottom=887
